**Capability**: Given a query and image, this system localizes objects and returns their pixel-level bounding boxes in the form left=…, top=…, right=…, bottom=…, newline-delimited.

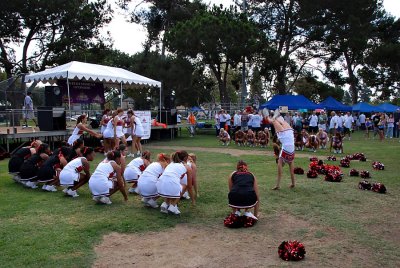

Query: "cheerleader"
left=89, top=150, right=128, bottom=205
left=35, top=146, right=71, bottom=192
left=316, top=128, right=328, bottom=149
left=301, top=129, right=309, bottom=147
left=228, top=160, right=259, bottom=219
left=263, top=109, right=295, bottom=190
left=114, top=108, right=128, bottom=149
left=156, top=151, right=195, bottom=215
left=235, top=129, right=245, bottom=146
left=67, top=139, right=84, bottom=161
left=8, top=140, right=42, bottom=174
left=246, top=129, right=256, bottom=147
left=138, top=153, right=171, bottom=208
left=103, top=111, right=117, bottom=153
left=59, top=146, right=95, bottom=197
left=257, top=130, right=267, bottom=147
left=182, top=153, right=199, bottom=198
left=305, top=134, right=319, bottom=152
left=331, top=132, right=343, bottom=154
left=132, top=112, right=145, bottom=157
left=219, top=128, right=230, bottom=146
left=19, top=143, right=51, bottom=188
left=294, top=131, right=304, bottom=151
left=124, top=151, right=151, bottom=194
left=100, top=109, right=111, bottom=134
left=123, top=110, right=135, bottom=156
left=67, top=114, right=102, bottom=146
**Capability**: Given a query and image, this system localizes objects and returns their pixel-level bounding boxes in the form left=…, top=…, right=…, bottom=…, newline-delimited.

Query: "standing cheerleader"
left=228, top=160, right=260, bottom=219
left=132, top=112, right=145, bottom=157
left=123, top=110, right=134, bottom=156
left=89, top=150, right=128, bottom=205
left=19, top=143, right=51, bottom=188
left=113, top=108, right=128, bottom=149
left=156, top=151, right=195, bottom=215
left=35, top=146, right=71, bottom=192
left=59, top=147, right=95, bottom=197
left=138, top=153, right=171, bottom=208
left=8, top=140, right=42, bottom=174
left=103, top=111, right=117, bottom=153
left=124, top=151, right=151, bottom=194
left=100, top=109, right=111, bottom=134
left=67, top=114, right=102, bottom=146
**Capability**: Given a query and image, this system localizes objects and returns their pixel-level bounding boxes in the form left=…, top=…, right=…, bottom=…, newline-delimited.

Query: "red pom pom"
left=307, top=169, right=318, bottom=178
left=358, top=180, right=371, bottom=190
left=224, top=213, right=244, bottom=228
left=349, top=169, right=359, bottom=176
left=371, top=182, right=387, bottom=194
left=243, top=216, right=258, bottom=228
left=294, top=167, right=304, bottom=175
left=278, top=241, right=306, bottom=261
left=325, top=170, right=343, bottom=182
left=340, top=158, right=350, bottom=168
left=309, top=157, right=318, bottom=162
left=372, top=161, right=384, bottom=170
left=327, top=155, right=337, bottom=161
left=360, top=170, right=371, bottom=178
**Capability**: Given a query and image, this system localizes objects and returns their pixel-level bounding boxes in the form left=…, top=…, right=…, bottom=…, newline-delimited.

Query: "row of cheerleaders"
left=8, top=138, right=198, bottom=214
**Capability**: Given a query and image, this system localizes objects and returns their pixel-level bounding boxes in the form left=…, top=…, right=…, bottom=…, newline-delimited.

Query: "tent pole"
left=159, top=85, right=162, bottom=121
left=120, top=82, right=123, bottom=108
left=67, top=74, right=72, bottom=121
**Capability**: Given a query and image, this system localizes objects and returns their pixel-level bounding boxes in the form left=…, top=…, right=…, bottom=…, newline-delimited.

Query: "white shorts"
left=59, top=170, right=79, bottom=186
left=67, top=134, right=81, bottom=146
left=134, top=126, right=144, bottom=137
left=89, top=178, right=113, bottom=197
left=138, top=179, right=158, bottom=198
left=116, top=126, right=124, bottom=138
left=123, top=167, right=141, bottom=182
left=318, top=124, right=326, bottom=131
left=103, top=128, right=114, bottom=139
left=156, top=176, right=181, bottom=198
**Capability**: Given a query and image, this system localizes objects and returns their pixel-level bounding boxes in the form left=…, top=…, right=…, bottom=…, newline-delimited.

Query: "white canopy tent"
left=24, top=61, right=162, bottom=116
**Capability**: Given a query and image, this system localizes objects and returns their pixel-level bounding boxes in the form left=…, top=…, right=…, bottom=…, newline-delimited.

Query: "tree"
left=308, top=0, right=390, bottom=103
left=249, top=67, right=264, bottom=103
left=165, top=5, right=261, bottom=109
left=292, top=75, right=344, bottom=103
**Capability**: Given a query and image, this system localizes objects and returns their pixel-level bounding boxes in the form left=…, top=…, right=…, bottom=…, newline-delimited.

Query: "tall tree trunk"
left=276, top=66, right=287, bottom=95
left=344, top=52, right=358, bottom=104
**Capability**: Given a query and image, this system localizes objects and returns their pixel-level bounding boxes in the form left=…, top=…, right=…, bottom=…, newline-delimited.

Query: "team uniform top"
left=228, top=171, right=258, bottom=209
left=36, top=154, right=63, bottom=182
left=89, top=160, right=116, bottom=197
left=103, top=120, right=115, bottom=139
left=133, top=116, right=144, bottom=137
left=127, top=157, right=145, bottom=172
left=124, top=157, right=146, bottom=182
left=138, top=162, right=165, bottom=198
left=59, top=157, right=86, bottom=186
left=67, top=126, right=84, bottom=145
left=8, top=147, right=32, bottom=173
left=115, top=116, right=124, bottom=138
left=157, top=162, right=187, bottom=198
left=20, top=154, right=43, bottom=180
left=101, top=115, right=111, bottom=134
left=123, top=116, right=132, bottom=135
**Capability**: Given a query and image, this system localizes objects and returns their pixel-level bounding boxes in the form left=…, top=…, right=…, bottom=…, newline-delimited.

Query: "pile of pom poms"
left=278, top=240, right=306, bottom=261
left=294, top=167, right=304, bottom=175
left=307, top=169, right=318, bottom=178
left=358, top=181, right=386, bottom=194
left=352, top=153, right=367, bottom=161
left=360, top=170, right=371, bottom=178
left=349, top=169, right=359, bottom=176
left=372, top=161, right=384, bottom=170
left=224, top=213, right=257, bottom=228
left=309, top=157, right=318, bottom=162
left=340, top=158, right=350, bottom=168
left=327, top=155, right=337, bottom=161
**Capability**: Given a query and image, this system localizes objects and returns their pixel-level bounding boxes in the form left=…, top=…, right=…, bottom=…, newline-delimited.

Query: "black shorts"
left=228, top=190, right=257, bottom=208
left=8, top=157, right=24, bottom=173
left=20, top=163, right=38, bottom=180
left=344, top=127, right=351, bottom=134
left=36, top=166, right=56, bottom=182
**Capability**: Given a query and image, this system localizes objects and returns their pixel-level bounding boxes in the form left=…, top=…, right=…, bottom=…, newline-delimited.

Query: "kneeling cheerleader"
left=19, top=143, right=51, bottom=188
left=89, top=151, right=128, bottom=205
left=124, top=151, right=151, bottom=194
left=137, top=153, right=171, bottom=208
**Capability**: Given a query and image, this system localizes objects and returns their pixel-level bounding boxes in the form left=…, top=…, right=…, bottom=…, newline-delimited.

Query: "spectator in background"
left=292, top=112, right=303, bottom=133
left=215, top=111, right=220, bottom=136
left=359, top=112, right=366, bottom=130
left=372, top=112, right=381, bottom=139
left=240, top=110, right=249, bottom=132
left=252, top=111, right=262, bottom=133
left=386, top=113, right=394, bottom=138
left=225, top=110, right=231, bottom=135
left=318, top=110, right=327, bottom=131
left=337, top=113, right=344, bottom=134
left=187, top=112, right=196, bottom=137
left=23, top=91, right=38, bottom=128
left=284, top=112, right=292, bottom=127
left=233, top=110, right=241, bottom=133
left=308, top=111, right=318, bottom=134
left=176, top=113, right=182, bottom=124
left=343, top=112, right=354, bottom=140
left=329, top=111, right=339, bottom=138
left=218, top=109, right=228, bottom=131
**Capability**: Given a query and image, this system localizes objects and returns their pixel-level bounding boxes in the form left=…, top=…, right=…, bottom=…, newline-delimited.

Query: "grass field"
left=0, top=130, right=399, bottom=267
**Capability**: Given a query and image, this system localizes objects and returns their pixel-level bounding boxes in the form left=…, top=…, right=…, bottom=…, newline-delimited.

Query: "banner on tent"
left=135, top=110, right=151, bottom=140
left=58, top=80, right=105, bottom=104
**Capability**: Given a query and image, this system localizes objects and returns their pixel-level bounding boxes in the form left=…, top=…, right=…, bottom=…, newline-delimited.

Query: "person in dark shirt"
left=228, top=160, right=260, bottom=219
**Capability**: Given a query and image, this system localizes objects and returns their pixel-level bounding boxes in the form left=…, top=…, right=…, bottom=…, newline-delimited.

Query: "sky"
left=102, top=0, right=400, bottom=56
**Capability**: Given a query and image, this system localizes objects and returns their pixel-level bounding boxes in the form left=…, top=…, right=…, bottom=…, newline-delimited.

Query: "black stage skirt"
left=228, top=190, right=257, bottom=209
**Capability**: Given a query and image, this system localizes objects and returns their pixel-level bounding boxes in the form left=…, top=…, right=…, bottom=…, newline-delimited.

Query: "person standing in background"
left=187, top=112, right=197, bottom=138
left=318, top=110, right=327, bottom=131
left=359, top=112, right=366, bottom=130
left=386, top=114, right=394, bottom=139
left=233, top=110, right=241, bottom=133
left=308, top=111, right=318, bottom=134
left=225, top=110, right=231, bottom=136
left=23, top=92, right=38, bottom=128
left=219, top=109, right=227, bottom=131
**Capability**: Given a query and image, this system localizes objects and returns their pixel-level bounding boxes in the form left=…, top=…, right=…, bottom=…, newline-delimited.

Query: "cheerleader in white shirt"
left=138, top=153, right=171, bottom=208
left=59, top=146, right=95, bottom=197
left=156, top=151, right=195, bottom=215
left=132, top=113, right=145, bottom=157
left=102, top=111, right=117, bottom=153
left=114, top=108, right=127, bottom=148
left=67, top=114, right=102, bottom=146
left=100, top=109, right=111, bottom=134
left=181, top=153, right=199, bottom=198
left=89, top=150, right=128, bottom=205
left=124, top=151, right=151, bottom=194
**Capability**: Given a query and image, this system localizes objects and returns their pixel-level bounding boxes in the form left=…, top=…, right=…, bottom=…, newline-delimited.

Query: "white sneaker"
left=62, top=188, right=69, bottom=193
left=244, top=211, right=258, bottom=220
left=168, top=204, right=181, bottom=215
left=160, top=202, right=169, bottom=213
left=66, top=189, right=79, bottom=198
left=128, top=187, right=138, bottom=194
left=92, top=196, right=101, bottom=203
left=43, top=185, right=57, bottom=192
left=146, top=199, right=159, bottom=208
left=234, top=210, right=241, bottom=216
left=182, top=191, right=190, bottom=200
left=26, top=181, right=38, bottom=189
left=99, top=196, right=112, bottom=205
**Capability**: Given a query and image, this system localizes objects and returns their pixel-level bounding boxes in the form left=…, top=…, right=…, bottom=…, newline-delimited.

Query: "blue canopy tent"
left=259, top=95, right=322, bottom=110
left=320, top=96, right=352, bottom=112
left=352, top=102, right=384, bottom=113
left=377, top=103, right=400, bottom=113
left=190, top=106, right=204, bottom=112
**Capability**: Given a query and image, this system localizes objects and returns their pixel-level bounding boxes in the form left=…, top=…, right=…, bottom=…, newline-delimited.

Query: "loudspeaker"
left=37, top=107, right=66, bottom=131
left=45, top=86, right=62, bottom=107
left=164, top=95, right=176, bottom=109
left=159, top=109, right=177, bottom=125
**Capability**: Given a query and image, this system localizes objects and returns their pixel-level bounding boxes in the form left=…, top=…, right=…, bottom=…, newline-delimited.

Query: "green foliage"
left=292, top=75, right=344, bottom=102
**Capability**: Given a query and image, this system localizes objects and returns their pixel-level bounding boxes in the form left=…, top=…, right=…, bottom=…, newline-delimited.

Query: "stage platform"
left=0, top=124, right=182, bottom=152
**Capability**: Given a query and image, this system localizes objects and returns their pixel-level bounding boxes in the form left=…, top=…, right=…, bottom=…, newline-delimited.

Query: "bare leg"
left=273, top=158, right=283, bottom=190
left=288, top=161, right=295, bottom=188
left=72, top=173, right=89, bottom=191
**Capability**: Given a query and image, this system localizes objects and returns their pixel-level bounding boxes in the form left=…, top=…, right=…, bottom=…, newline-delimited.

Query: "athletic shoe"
left=92, top=196, right=101, bottom=203
left=26, top=181, right=38, bottom=189
left=43, top=185, right=57, bottom=192
left=160, top=202, right=169, bottom=214
left=168, top=205, right=181, bottom=215
left=244, top=211, right=258, bottom=220
left=99, top=196, right=112, bottom=205
left=235, top=210, right=241, bottom=216
left=182, top=191, right=190, bottom=200
left=128, top=187, right=137, bottom=194
left=66, top=189, right=79, bottom=198
left=62, top=188, right=69, bottom=193
left=146, top=199, right=159, bottom=208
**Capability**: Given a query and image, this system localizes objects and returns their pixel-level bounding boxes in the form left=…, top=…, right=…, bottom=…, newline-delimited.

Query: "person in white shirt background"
left=233, top=110, right=241, bottom=133
left=338, top=113, right=345, bottom=134
left=308, top=111, right=319, bottom=134
left=318, top=110, right=327, bottom=131
left=329, top=111, right=339, bottom=137
left=176, top=113, right=182, bottom=124
left=359, top=112, right=366, bottom=130
left=343, top=112, right=354, bottom=140
left=23, top=91, right=38, bottom=128
left=251, top=111, right=262, bottom=133
left=225, top=111, right=232, bottom=135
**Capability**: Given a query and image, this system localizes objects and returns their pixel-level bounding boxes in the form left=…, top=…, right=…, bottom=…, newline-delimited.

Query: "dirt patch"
left=146, top=145, right=314, bottom=158
left=93, top=213, right=370, bottom=268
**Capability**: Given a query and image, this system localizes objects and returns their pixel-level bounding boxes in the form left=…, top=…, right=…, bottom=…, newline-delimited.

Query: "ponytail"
left=81, top=146, right=94, bottom=157
left=107, top=150, right=121, bottom=161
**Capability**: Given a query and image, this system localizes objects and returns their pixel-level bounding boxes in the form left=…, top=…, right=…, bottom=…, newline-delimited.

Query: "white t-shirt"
left=234, top=114, right=241, bottom=127
left=309, top=115, right=318, bottom=127
left=359, top=114, right=366, bottom=124
left=251, top=114, right=261, bottom=128
left=24, top=95, right=33, bottom=110
left=218, top=113, right=227, bottom=123
left=344, top=115, right=354, bottom=128
left=177, top=114, right=182, bottom=123
left=225, top=113, right=231, bottom=126
left=329, top=115, right=339, bottom=129
left=337, top=116, right=344, bottom=127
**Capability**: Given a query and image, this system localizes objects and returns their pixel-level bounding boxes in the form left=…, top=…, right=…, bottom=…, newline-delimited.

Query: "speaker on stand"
left=44, top=86, right=62, bottom=107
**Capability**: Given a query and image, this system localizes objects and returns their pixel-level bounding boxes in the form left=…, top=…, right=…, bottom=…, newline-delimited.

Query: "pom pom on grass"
left=278, top=241, right=306, bottom=261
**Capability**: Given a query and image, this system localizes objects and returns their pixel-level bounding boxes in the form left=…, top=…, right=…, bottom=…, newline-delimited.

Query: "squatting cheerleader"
left=19, top=143, right=51, bottom=188
left=124, top=151, right=151, bottom=194
left=8, top=140, right=42, bottom=174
